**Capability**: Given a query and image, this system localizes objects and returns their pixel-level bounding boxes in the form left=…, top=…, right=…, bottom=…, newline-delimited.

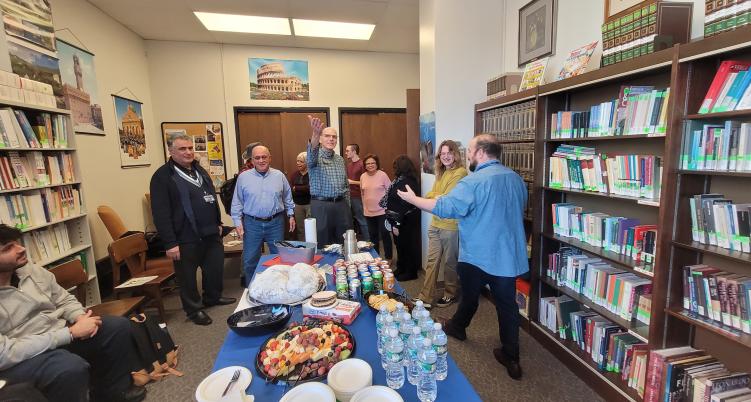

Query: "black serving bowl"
left=227, top=304, right=292, bottom=337
left=362, top=289, right=415, bottom=313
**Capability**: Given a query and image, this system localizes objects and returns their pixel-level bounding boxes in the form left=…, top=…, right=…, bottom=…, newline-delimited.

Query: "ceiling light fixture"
left=194, top=12, right=291, bottom=35
left=292, top=19, right=375, bottom=40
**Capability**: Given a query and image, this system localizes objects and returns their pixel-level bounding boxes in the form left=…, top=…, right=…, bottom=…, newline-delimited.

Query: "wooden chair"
left=97, top=205, right=128, bottom=240
left=50, top=259, right=145, bottom=317
left=109, top=232, right=175, bottom=320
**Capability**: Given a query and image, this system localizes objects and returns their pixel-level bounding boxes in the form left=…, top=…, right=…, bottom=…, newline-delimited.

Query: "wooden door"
left=280, top=112, right=327, bottom=176
left=340, top=110, right=407, bottom=180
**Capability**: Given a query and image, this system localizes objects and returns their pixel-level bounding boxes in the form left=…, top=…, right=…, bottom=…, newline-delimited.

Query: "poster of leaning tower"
left=57, top=39, right=104, bottom=135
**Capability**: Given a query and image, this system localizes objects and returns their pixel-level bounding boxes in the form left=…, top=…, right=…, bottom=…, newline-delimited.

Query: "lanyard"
left=174, top=165, right=203, bottom=188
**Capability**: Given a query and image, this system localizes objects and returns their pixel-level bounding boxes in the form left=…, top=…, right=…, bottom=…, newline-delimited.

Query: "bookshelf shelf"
left=545, top=134, right=665, bottom=143
left=475, top=88, right=537, bottom=111
left=20, top=213, right=87, bottom=233
left=543, top=186, right=661, bottom=208
left=0, top=98, right=71, bottom=115
left=665, top=307, right=751, bottom=350
left=0, top=147, right=75, bottom=152
left=677, top=170, right=751, bottom=178
left=35, top=243, right=91, bottom=268
left=685, top=109, right=751, bottom=120
left=542, top=232, right=654, bottom=279
left=497, top=138, right=535, bottom=144
left=540, top=276, right=650, bottom=340
left=0, top=181, right=80, bottom=195
left=530, top=321, right=643, bottom=402
left=672, top=241, right=751, bottom=266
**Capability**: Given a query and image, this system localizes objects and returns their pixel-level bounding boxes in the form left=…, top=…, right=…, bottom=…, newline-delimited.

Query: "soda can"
left=349, top=279, right=361, bottom=300
left=336, top=278, right=349, bottom=298
left=383, top=272, right=395, bottom=292
left=336, top=267, right=347, bottom=275
left=347, top=272, right=359, bottom=282
left=362, top=277, right=374, bottom=293
left=372, top=270, right=383, bottom=290
left=336, top=259, right=345, bottom=265
left=360, top=271, right=371, bottom=281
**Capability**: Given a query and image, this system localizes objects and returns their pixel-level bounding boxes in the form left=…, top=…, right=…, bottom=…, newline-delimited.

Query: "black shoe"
left=204, top=297, right=237, bottom=307
left=438, top=318, right=466, bottom=341
left=188, top=310, right=212, bottom=325
left=436, top=296, right=456, bottom=308
left=106, top=385, right=146, bottom=402
left=493, top=348, right=522, bottom=380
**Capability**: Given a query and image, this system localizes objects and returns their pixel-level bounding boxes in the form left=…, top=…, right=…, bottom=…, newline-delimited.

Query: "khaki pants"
left=418, top=226, right=460, bottom=302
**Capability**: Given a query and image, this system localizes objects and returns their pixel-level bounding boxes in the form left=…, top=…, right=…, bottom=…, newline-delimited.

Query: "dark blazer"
left=384, top=175, right=419, bottom=227
left=150, top=159, right=221, bottom=249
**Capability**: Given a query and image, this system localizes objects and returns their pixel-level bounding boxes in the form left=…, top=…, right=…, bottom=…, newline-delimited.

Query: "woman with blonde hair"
left=416, top=139, right=467, bottom=307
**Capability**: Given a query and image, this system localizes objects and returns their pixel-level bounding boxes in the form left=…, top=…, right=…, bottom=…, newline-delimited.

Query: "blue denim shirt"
left=432, top=160, right=529, bottom=277
left=231, top=167, right=294, bottom=227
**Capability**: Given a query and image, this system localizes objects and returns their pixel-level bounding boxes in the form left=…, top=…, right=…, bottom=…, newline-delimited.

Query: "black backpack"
left=219, top=173, right=238, bottom=215
left=129, top=314, right=182, bottom=385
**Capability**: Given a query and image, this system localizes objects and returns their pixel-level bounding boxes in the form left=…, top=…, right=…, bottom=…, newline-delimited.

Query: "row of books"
left=550, top=87, right=670, bottom=138
left=21, top=223, right=72, bottom=264
left=546, top=247, right=653, bottom=322
left=645, top=346, right=751, bottom=402
left=0, top=151, right=75, bottom=190
left=699, top=60, right=751, bottom=114
left=688, top=193, right=750, bottom=253
left=552, top=203, right=658, bottom=266
left=0, top=70, right=56, bottom=108
left=0, top=108, right=69, bottom=149
left=682, top=264, right=751, bottom=334
left=538, top=296, right=649, bottom=396
left=480, top=100, right=536, bottom=142
left=500, top=143, right=534, bottom=182
left=681, top=121, right=751, bottom=172
left=0, top=186, right=83, bottom=229
left=524, top=181, right=532, bottom=220
left=548, top=144, right=663, bottom=200
left=600, top=1, right=660, bottom=66
left=705, top=0, right=751, bottom=37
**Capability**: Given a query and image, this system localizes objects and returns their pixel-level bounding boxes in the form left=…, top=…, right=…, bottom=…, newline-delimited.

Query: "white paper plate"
left=350, top=386, right=404, bottom=402
left=327, top=358, right=372, bottom=394
left=279, top=382, right=336, bottom=402
left=195, top=366, right=252, bottom=402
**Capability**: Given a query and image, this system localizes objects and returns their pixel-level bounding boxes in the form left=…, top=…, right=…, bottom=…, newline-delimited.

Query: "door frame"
left=233, top=106, right=331, bottom=168
left=337, top=107, right=407, bottom=150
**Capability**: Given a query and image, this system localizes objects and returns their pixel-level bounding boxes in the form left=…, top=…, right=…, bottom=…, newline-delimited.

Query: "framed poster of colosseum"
left=56, top=39, right=104, bottom=135
left=113, top=95, right=150, bottom=168
left=249, top=58, right=309, bottom=101
left=160, top=122, right=227, bottom=190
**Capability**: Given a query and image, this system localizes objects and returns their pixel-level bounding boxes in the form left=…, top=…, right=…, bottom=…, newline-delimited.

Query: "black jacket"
left=150, top=159, right=221, bottom=249
left=384, top=175, right=419, bottom=227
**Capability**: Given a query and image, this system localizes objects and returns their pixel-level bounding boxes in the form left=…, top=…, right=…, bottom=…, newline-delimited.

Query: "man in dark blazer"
left=150, top=132, right=235, bottom=325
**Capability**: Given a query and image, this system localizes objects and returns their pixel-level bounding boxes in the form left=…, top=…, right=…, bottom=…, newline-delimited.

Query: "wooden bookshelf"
left=497, top=138, right=535, bottom=144
left=475, top=88, right=537, bottom=111
left=672, top=241, right=751, bottom=266
left=685, top=109, right=751, bottom=120
left=545, top=134, right=665, bottom=142
left=542, top=232, right=654, bottom=278
left=0, top=181, right=81, bottom=194
left=543, top=186, right=661, bottom=207
left=665, top=307, right=751, bottom=350
left=677, top=170, right=751, bottom=178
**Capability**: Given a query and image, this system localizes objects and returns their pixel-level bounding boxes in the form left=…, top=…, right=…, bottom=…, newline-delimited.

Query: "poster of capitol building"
left=249, top=58, right=309, bottom=101
left=57, top=39, right=104, bottom=135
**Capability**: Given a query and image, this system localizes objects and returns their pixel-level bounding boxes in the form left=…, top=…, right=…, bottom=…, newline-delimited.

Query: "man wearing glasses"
left=306, top=116, right=352, bottom=246
left=231, top=145, right=295, bottom=280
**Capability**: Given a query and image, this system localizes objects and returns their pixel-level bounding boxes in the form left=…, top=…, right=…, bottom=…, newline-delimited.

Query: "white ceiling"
left=86, top=0, right=419, bottom=53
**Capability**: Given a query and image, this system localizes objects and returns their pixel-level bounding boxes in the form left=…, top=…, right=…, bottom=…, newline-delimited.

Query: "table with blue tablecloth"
left=212, top=253, right=482, bottom=402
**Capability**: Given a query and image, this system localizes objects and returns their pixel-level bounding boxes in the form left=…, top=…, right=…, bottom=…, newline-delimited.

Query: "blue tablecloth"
left=212, top=253, right=481, bottom=402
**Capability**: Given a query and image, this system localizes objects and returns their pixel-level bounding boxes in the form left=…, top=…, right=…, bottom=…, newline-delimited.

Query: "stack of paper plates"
left=350, top=386, right=404, bottom=402
left=195, top=366, right=252, bottom=402
left=326, top=359, right=373, bottom=402
left=279, top=382, right=336, bottom=402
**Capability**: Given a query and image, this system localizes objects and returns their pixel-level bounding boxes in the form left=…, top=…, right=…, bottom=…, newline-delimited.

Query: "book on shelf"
left=704, top=0, right=751, bottom=38
left=500, top=142, right=534, bottom=181
left=0, top=151, right=75, bottom=190
left=548, top=144, right=663, bottom=201
left=682, top=264, right=751, bottom=334
left=547, top=247, right=653, bottom=320
left=21, top=222, right=72, bottom=264
left=538, top=296, right=648, bottom=394
left=549, top=87, right=669, bottom=138
left=0, top=108, right=68, bottom=149
left=699, top=60, right=751, bottom=114
left=681, top=122, right=751, bottom=172
left=0, top=185, right=82, bottom=229
left=688, top=193, right=751, bottom=253
left=552, top=203, right=658, bottom=265
left=636, top=294, right=652, bottom=325
left=519, top=57, right=548, bottom=91
left=480, top=99, right=536, bottom=142
left=557, top=41, right=598, bottom=81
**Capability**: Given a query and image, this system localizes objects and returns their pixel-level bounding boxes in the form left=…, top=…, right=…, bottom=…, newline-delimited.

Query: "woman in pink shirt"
left=360, top=154, right=393, bottom=259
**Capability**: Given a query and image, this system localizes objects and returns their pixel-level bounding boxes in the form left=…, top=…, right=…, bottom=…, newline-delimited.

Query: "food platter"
left=247, top=275, right=326, bottom=307
left=363, top=290, right=414, bottom=314
left=255, top=319, right=356, bottom=385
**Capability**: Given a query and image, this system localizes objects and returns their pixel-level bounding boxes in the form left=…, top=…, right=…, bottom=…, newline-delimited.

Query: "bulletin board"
left=161, top=122, right=227, bottom=190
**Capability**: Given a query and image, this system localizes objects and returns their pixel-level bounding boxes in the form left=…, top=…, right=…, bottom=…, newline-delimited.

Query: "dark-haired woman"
left=381, top=155, right=420, bottom=281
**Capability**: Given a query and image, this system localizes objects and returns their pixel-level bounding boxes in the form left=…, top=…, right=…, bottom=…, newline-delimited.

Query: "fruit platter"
left=255, top=319, right=356, bottom=384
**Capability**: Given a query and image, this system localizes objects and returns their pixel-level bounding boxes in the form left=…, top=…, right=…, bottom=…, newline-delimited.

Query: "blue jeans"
left=242, top=214, right=284, bottom=280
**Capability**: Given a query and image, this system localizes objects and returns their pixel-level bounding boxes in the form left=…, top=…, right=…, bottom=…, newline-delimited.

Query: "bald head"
left=251, top=145, right=271, bottom=173
left=320, top=127, right=338, bottom=151
left=468, top=134, right=500, bottom=172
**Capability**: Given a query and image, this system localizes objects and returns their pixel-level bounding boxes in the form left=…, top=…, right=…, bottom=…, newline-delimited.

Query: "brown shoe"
left=437, top=317, right=466, bottom=341
left=493, top=348, right=522, bottom=380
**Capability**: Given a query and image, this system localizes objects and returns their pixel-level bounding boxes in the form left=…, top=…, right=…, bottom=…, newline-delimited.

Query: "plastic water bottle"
left=384, top=328, right=405, bottom=389
left=417, top=338, right=438, bottom=402
left=431, top=323, right=448, bottom=381
left=399, top=312, right=415, bottom=344
left=419, top=310, right=434, bottom=339
left=393, top=302, right=406, bottom=328
left=376, top=305, right=389, bottom=354
left=412, top=300, right=427, bottom=320
left=406, top=326, right=425, bottom=385
left=380, top=316, right=397, bottom=369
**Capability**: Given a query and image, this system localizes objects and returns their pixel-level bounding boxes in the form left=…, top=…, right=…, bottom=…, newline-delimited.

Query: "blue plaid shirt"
left=306, top=143, right=348, bottom=199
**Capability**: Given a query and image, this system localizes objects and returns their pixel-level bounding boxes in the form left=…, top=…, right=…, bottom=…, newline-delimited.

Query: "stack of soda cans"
left=332, top=258, right=396, bottom=301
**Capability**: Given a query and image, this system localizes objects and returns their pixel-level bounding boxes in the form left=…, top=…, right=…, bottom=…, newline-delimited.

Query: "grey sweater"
left=0, top=263, right=85, bottom=370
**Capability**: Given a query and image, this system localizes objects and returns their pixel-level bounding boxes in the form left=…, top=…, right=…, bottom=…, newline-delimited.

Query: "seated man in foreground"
left=0, top=224, right=146, bottom=402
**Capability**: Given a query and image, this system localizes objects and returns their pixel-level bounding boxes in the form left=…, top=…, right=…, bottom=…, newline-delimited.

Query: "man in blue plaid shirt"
left=307, top=116, right=352, bottom=246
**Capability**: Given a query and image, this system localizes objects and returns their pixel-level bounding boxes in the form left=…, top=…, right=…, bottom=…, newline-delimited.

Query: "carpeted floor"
left=140, top=267, right=603, bottom=402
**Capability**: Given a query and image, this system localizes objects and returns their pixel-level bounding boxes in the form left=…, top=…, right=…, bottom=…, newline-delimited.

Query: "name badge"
left=203, top=194, right=215, bottom=203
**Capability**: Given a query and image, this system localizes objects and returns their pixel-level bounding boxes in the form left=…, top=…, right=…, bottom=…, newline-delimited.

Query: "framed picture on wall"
left=161, top=122, right=227, bottom=190
left=518, top=0, right=557, bottom=67
left=113, top=95, right=150, bottom=168
left=56, top=39, right=105, bottom=135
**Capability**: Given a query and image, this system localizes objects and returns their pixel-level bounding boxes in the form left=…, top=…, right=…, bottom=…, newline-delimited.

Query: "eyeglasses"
left=253, top=155, right=269, bottom=160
